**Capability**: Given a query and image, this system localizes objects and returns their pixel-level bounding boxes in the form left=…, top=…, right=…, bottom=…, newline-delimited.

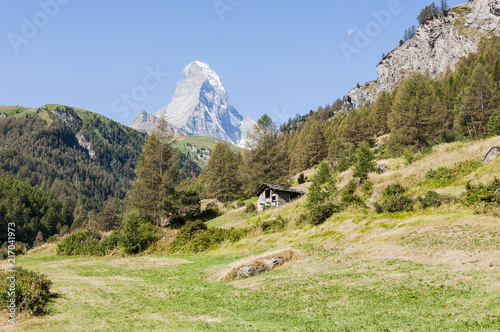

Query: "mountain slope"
left=154, top=61, right=254, bottom=147
left=0, top=105, right=201, bottom=214
left=344, top=0, right=500, bottom=111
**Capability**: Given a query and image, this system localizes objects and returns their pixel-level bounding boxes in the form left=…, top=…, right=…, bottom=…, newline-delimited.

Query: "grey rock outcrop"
left=237, top=266, right=262, bottom=278
left=343, top=0, right=500, bottom=111
left=482, top=145, right=499, bottom=164
left=131, top=110, right=186, bottom=136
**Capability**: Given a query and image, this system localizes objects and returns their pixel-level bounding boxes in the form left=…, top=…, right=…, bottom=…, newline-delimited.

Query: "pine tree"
left=388, top=72, right=442, bottom=152
left=242, top=114, right=290, bottom=194
left=202, top=143, right=240, bottom=202
left=130, top=118, right=179, bottom=226
left=441, top=0, right=449, bottom=14
left=307, top=161, right=337, bottom=208
left=460, top=64, right=498, bottom=139
left=370, top=91, right=392, bottom=135
left=353, top=144, right=375, bottom=182
left=487, top=110, right=500, bottom=137
left=98, top=198, right=122, bottom=231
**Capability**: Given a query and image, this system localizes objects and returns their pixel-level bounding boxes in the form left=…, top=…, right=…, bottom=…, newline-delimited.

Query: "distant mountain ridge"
left=343, top=0, right=500, bottom=111
left=132, top=61, right=254, bottom=147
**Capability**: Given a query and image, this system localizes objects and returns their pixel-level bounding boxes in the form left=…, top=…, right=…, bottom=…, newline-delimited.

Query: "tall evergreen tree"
left=353, top=144, right=376, bottom=182
left=202, top=142, right=240, bottom=202
left=130, top=118, right=179, bottom=226
left=388, top=72, right=443, bottom=152
left=460, top=64, right=498, bottom=139
left=242, top=114, right=290, bottom=194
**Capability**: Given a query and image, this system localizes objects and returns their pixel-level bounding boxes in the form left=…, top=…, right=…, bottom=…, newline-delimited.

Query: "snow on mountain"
left=155, top=61, right=254, bottom=147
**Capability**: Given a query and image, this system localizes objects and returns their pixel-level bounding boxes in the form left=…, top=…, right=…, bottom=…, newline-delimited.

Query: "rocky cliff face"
left=343, top=0, right=500, bottom=111
left=131, top=110, right=186, bottom=136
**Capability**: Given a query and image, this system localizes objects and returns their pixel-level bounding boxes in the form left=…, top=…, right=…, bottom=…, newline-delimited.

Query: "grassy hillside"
left=3, top=137, right=499, bottom=331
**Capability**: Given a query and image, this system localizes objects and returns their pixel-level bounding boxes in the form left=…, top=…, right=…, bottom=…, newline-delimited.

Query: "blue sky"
left=0, top=0, right=464, bottom=126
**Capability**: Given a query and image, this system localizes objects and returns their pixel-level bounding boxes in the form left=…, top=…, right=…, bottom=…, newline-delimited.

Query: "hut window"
left=265, top=189, right=271, bottom=198
left=272, top=195, right=276, bottom=202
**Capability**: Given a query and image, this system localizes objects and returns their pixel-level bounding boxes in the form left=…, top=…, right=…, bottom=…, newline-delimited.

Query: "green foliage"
left=403, top=150, right=415, bottom=165
left=245, top=202, right=257, bottom=213
left=0, top=242, right=28, bottom=260
left=307, top=161, right=337, bottom=207
left=119, top=213, right=160, bottom=255
left=487, top=110, right=500, bottom=137
left=307, top=202, right=342, bottom=225
left=361, top=181, right=374, bottom=197
left=169, top=220, right=248, bottom=253
left=0, top=175, right=71, bottom=246
left=197, top=203, right=222, bottom=221
left=202, top=142, right=240, bottom=202
left=464, top=178, right=500, bottom=205
left=341, top=180, right=363, bottom=206
left=297, top=173, right=307, bottom=184
left=418, top=190, right=449, bottom=209
left=259, top=215, right=287, bottom=233
left=353, top=144, right=376, bottom=180
left=375, top=184, right=414, bottom=213
left=425, top=167, right=455, bottom=187
left=56, top=229, right=104, bottom=256
left=0, top=267, right=52, bottom=315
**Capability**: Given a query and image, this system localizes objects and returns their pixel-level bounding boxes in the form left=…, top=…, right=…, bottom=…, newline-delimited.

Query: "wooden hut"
left=254, top=183, right=304, bottom=212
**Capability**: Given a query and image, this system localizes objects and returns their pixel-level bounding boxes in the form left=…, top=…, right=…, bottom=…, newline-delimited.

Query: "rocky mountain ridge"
left=132, top=61, right=254, bottom=147
left=343, top=0, right=500, bottom=111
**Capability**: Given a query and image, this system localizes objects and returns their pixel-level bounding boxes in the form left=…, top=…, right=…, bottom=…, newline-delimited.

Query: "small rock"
left=237, top=266, right=262, bottom=278
left=262, top=257, right=282, bottom=268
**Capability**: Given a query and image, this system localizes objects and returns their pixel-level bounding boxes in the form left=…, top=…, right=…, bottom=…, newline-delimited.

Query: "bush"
left=425, top=167, right=455, bottom=187
left=56, top=230, right=104, bottom=256
left=119, top=213, right=160, bottom=255
left=376, top=183, right=414, bottom=213
left=341, top=180, right=363, bottom=206
left=403, top=150, right=415, bottom=165
left=259, top=215, right=287, bottom=233
left=245, top=202, right=256, bottom=213
left=170, top=221, right=248, bottom=253
left=197, top=203, right=222, bottom=221
left=0, top=267, right=52, bottom=315
left=0, top=242, right=28, bottom=260
left=235, top=200, right=245, bottom=208
left=308, top=202, right=342, bottom=225
left=298, top=173, right=307, bottom=184
left=464, top=178, right=500, bottom=205
left=361, top=181, right=374, bottom=197
left=418, top=190, right=448, bottom=209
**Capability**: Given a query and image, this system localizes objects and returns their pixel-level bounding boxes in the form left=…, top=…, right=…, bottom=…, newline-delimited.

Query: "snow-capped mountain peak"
left=154, top=61, right=254, bottom=147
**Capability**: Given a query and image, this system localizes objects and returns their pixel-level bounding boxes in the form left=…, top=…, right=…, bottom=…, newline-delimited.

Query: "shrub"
left=361, top=181, right=374, bottom=197
left=418, top=190, right=448, bottom=209
left=341, top=180, right=363, bottom=206
left=259, top=215, right=287, bottom=233
left=56, top=229, right=104, bottom=256
left=403, top=150, right=415, bottom=165
left=235, top=200, right=245, bottom=208
left=119, top=213, right=160, bottom=255
left=0, top=267, right=52, bottom=315
left=425, top=167, right=455, bottom=187
left=197, top=203, right=222, bottom=221
left=245, top=202, right=256, bottom=213
left=464, top=178, right=500, bottom=205
left=376, top=183, right=414, bottom=213
left=169, top=220, right=207, bottom=253
left=298, top=173, right=307, bottom=184
left=308, top=202, right=342, bottom=225
left=170, top=221, right=248, bottom=253
left=0, top=242, right=28, bottom=260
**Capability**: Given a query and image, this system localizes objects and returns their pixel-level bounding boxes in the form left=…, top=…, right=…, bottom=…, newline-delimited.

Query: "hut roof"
left=254, top=183, right=305, bottom=197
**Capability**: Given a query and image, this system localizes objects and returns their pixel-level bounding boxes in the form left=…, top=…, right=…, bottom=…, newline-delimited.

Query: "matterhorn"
left=132, top=61, right=254, bottom=147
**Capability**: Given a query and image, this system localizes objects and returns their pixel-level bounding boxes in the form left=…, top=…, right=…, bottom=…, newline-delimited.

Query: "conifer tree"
left=242, top=114, right=290, bottom=194
left=460, top=64, right=498, bottom=139
left=202, top=142, right=240, bottom=202
left=388, top=72, right=442, bottom=152
left=370, top=91, right=392, bottom=135
left=353, top=144, right=375, bottom=182
left=130, top=118, right=179, bottom=226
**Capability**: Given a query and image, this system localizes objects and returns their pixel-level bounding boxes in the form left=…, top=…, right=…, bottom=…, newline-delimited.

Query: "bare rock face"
left=131, top=110, right=186, bottom=136
left=237, top=266, right=262, bottom=278
left=343, top=0, right=500, bottom=111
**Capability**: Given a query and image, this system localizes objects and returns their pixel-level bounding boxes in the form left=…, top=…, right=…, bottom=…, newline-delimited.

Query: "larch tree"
left=460, top=63, right=498, bottom=139
left=130, top=118, right=179, bottom=227
left=388, top=72, right=442, bottom=153
left=202, top=142, right=240, bottom=202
